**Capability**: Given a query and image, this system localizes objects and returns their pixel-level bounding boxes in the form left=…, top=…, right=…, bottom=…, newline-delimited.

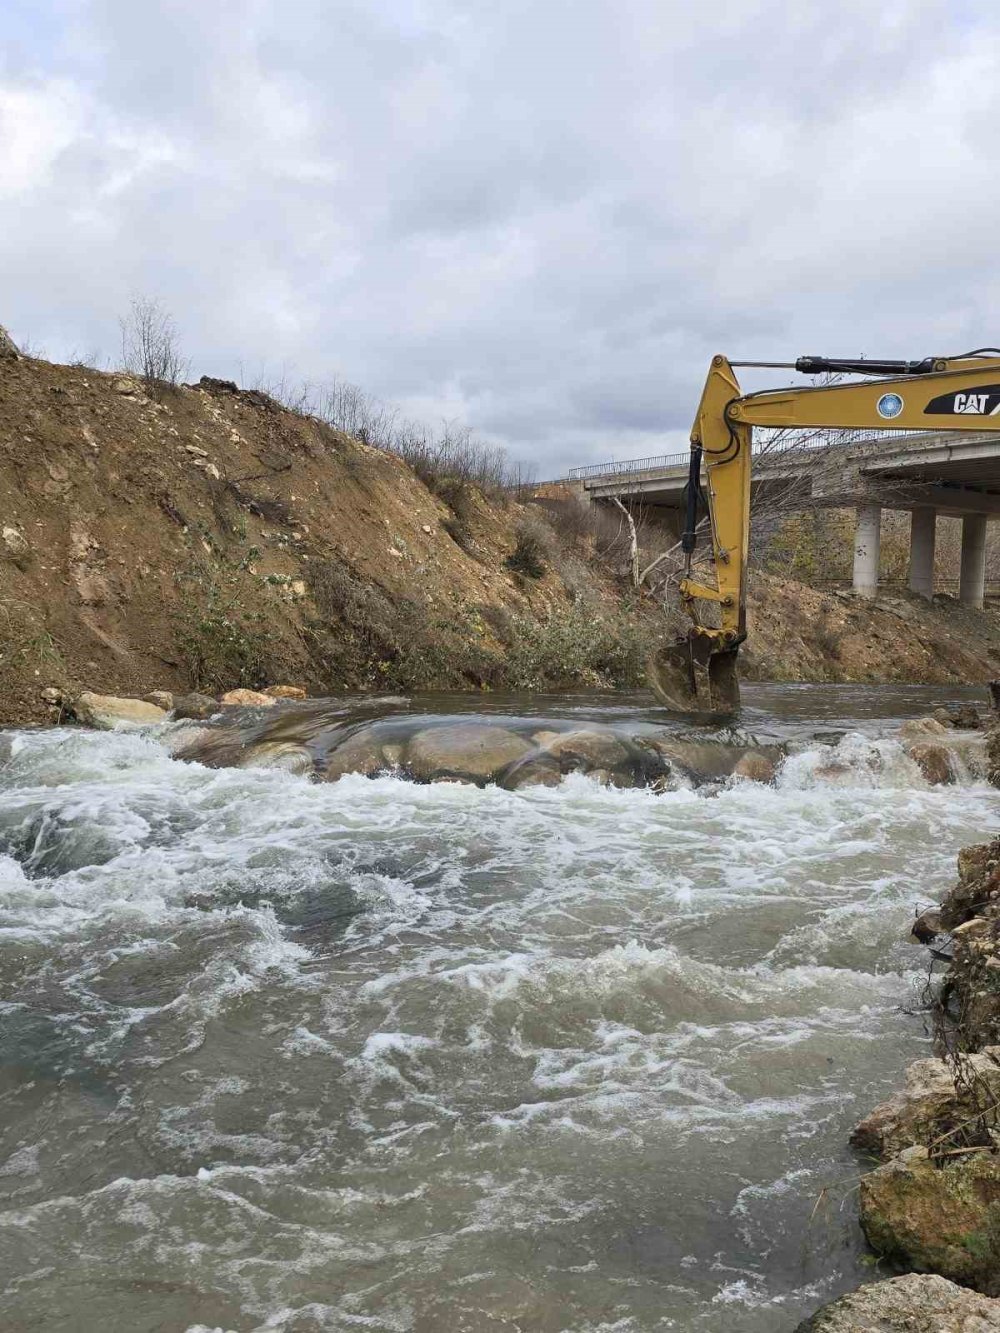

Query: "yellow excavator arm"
left=648, top=351, right=1000, bottom=715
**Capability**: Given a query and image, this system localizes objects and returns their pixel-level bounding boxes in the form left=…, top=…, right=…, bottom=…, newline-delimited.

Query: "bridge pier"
left=852, top=503, right=881, bottom=599
left=908, top=508, right=936, bottom=599
left=960, top=514, right=988, bottom=610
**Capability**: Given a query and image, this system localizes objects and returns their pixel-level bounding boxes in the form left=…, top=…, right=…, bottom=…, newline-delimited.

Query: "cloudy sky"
left=2, top=0, right=999, bottom=474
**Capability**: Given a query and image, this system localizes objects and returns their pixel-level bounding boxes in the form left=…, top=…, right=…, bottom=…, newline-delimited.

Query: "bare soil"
left=3, top=354, right=1000, bottom=727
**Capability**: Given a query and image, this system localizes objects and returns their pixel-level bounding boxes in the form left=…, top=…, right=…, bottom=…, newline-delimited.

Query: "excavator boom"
left=648, top=351, right=1000, bottom=716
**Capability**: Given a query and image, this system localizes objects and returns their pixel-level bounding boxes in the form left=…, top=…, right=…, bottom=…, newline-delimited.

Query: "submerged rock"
left=502, top=757, right=563, bottom=790
left=859, top=1146, right=1000, bottom=1294
left=537, top=728, right=631, bottom=771
left=71, top=692, right=167, bottom=729
left=732, top=753, right=776, bottom=784
left=237, top=741, right=314, bottom=774
left=795, top=1273, right=1000, bottom=1331
left=323, top=728, right=393, bottom=780
left=404, top=723, right=533, bottom=783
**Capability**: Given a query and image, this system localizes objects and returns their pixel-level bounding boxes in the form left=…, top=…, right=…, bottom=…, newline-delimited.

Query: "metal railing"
left=566, top=452, right=689, bottom=480
left=563, top=429, right=992, bottom=485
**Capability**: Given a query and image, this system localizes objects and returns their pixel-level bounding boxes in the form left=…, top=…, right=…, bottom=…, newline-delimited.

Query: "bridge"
left=566, top=430, right=1000, bottom=608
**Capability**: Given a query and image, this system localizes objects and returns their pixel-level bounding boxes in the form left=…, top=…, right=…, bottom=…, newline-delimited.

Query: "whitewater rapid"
left=1, top=692, right=998, bottom=1331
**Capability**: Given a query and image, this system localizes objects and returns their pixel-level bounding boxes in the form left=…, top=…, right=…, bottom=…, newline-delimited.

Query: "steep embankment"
left=4, top=353, right=1000, bottom=727
left=0, top=356, right=659, bottom=726
left=744, top=572, right=1000, bottom=684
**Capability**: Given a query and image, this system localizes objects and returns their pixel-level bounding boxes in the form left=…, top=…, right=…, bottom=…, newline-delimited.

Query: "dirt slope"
left=0, top=356, right=655, bottom=725
left=744, top=572, right=1000, bottom=684
left=3, top=353, right=1000, bottom=727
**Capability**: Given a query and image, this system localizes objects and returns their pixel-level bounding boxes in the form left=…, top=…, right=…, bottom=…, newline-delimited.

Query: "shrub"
left=505, top=528, right=548, bottom=579
left=504, top=604, right=650, bottom=690
left=119, top=295, right=188, bottom=392
left=174, top=541, right=275, bottom=690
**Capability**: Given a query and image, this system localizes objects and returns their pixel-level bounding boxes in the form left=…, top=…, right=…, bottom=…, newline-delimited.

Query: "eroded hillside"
left=4, top=353, right=1000, bottom=726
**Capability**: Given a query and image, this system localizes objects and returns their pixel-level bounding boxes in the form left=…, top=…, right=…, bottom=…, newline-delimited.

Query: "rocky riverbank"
left=798, top=703, right=1000, bottom=1331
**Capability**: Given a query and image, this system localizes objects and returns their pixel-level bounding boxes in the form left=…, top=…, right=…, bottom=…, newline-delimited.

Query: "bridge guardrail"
left=563, top=428, right=968, bottom=484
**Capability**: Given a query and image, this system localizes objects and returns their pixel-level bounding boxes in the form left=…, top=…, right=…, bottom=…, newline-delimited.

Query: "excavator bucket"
left=647, top=631, right=741, bottom=717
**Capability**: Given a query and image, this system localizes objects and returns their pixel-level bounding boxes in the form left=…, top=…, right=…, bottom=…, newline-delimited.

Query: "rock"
left=40, top=686, right=63, bottom=705
left=237, top=741, right=313, bottom=775
left=960, top=844, right=994, bottom=885
left=502, top=758, right=563, bottom=790
left=930, top=706, right=981, bottom=730
left=171, top=692, right=219, bottom=721
left=908, top=742, right=955, bottom=785
left=405, top=724, right=533, bottom=783
left=112, top=377, right=140, bottom=396
left=158, top=722, right=217, bottom=756
left=197, top=376, right=239, bottom=396
left=219, top=689, right=277, bottom=708
left=1, top=522, right=29, bottom=559
left=795, top=1273, right=1000, bottom=1331
left=860, top=1146, right=1000, bottom=1294
left=950, top=705, right=983, bottom=730
left=851, top=1049, right=1000, bottom=1160
left=953, top=917, right=993, bottom=939
left=71, top=691, right=167, bottom=729
left=323, top=728, right=391, bottom=781
left=537, top=728, right=631, bottom=772
left=732, top=753, right=776, bottom=783
left=263, top=685, right=307, bottom=699
left=0, top=325, right=21, bottom=359
left=900, top=717, right=951, bottom=741
left=143, top=690, right=175, bottom=711
left=938, top=842, right=999, bottom=931
left=910, top=908, right=942, bottom=944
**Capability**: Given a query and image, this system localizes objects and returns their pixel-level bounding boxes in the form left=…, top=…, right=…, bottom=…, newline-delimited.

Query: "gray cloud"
left=2, top=0, right=999, bottom=475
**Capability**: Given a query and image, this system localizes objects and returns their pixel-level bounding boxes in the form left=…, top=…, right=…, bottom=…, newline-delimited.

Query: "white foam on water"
left=0, top=716, right=998, bottom=1331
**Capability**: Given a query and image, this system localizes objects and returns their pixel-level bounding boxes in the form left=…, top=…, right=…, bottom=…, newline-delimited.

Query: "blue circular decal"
left=877, top=392, right=904, bottom=419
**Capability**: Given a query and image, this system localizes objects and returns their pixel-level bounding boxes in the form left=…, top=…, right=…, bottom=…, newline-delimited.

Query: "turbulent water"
left=1, top=684, right=998, bottom=1332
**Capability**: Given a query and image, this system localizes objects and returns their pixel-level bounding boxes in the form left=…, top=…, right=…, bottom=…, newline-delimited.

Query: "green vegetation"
left=174, top=539, right=276, bottom=691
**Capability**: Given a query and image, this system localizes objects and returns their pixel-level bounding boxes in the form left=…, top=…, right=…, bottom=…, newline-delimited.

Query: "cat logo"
left=924, top=384, right=1000, bottom=416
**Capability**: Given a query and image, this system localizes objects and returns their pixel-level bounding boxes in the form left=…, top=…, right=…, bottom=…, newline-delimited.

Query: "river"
left=1, top=684, right=998, bottom=1332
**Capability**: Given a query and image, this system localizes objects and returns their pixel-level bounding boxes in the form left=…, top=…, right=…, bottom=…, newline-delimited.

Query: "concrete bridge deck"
left=567, top=430, right=1000, bottom=607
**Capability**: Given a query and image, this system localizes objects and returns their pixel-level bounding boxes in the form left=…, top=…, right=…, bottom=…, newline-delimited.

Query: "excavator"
left=647, top=350, right=1000, bottom=716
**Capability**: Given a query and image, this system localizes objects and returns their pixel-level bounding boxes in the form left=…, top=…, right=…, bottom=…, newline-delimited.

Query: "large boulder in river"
left=405, top=724, right=533, bottom=783
left=171, top=691, right=219, bottom=721
left=852, top=1050, right=1000, bottom=1160
left=71, top=692, right=167, bottom=729
left=795, top=1273, right=1000, bottom=1331
left=323, top=728, right=393, bottom=780
left=237, top=741, right=313, bottom=775
left=536, top=728, right=631, bottom=771
left=859, top=1146, right=1000, bottom=1294
left=908, top=741, right=955, bottom=786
